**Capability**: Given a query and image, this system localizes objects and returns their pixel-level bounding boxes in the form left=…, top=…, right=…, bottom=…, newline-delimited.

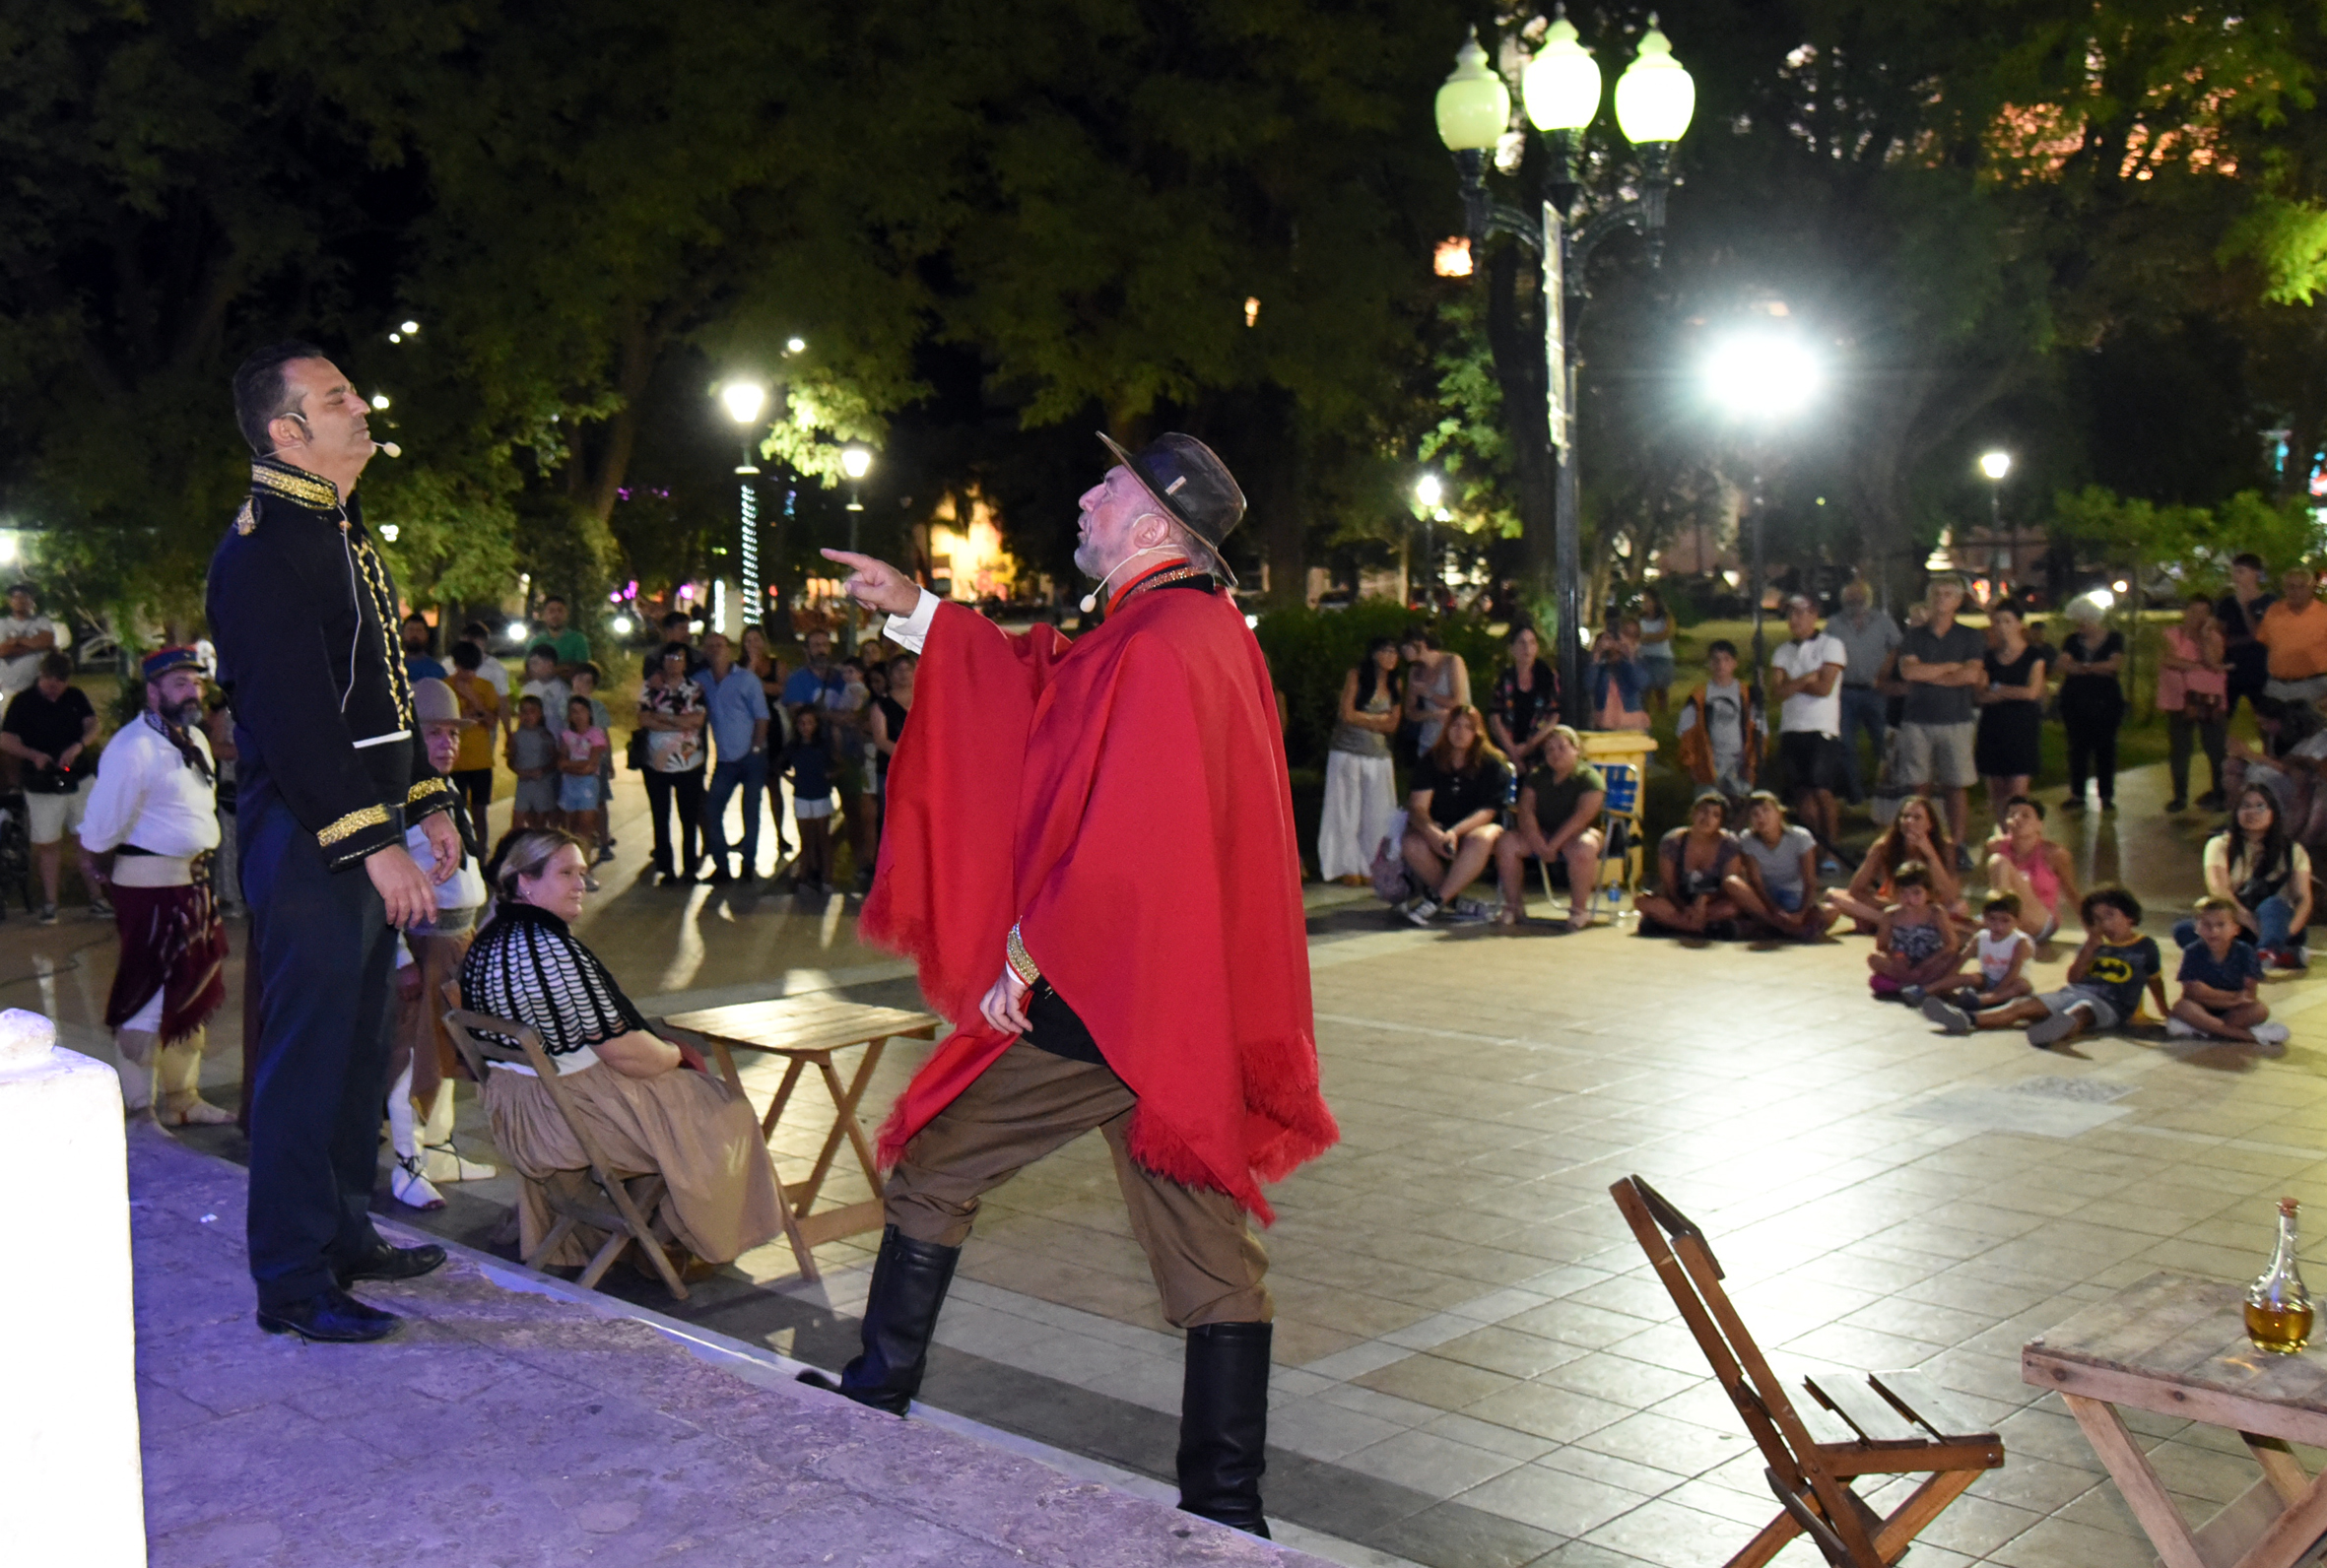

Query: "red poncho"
left=862, top=579, right=1337, bottom=1222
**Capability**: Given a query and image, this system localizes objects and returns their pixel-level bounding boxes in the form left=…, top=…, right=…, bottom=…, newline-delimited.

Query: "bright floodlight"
left=1614, top=21, right=1695, bottom=145
left=2087, top=587, right=2116, bottom=612
left=1415, top=474, right=1444, bottom=508
left=1979, top=450, right=2012, bottom=481
left=400, top=319, right=420, bottom=335
left=369, top=392, right=390, bottom=410
left=840, top=445, right=874, bottom=480
left=1523, top=14, right=1601, bottom=133
left=785, top=337, right=807, bottom=354
left=612, top=615, right=633, bottom=635
left=504, top=621, right=527, bottom=641
left=0, top=533, right=16, bottom=564
left=1703, top=333, right=1822, bottom=418
left=720, top=380, right=767, bottom=425
left=1435, top=28, right=1511, bottom=153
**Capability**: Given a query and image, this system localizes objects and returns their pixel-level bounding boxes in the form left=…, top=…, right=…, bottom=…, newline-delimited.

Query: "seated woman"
left=1982, top=796, right=2078, bottom=944
left=1724, top=790, right=1832, bottom=941
left=1824, top=795, right=1961, bottom=932
left=2168, top=785, right=2314, bottom=970
left=1635, top=789, right=1743, bottom=937
left=2225, top=698, right=2327, bottom=850
left=1491, top=724, right=1604, bottom=929
left=1400, top=704, right=1510, bottom=925
left=460, top=828, right=785, bottom=1269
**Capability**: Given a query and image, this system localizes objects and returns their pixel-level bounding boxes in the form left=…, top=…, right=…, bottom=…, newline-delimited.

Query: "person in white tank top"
left=1914, top=892, right=2036, bottom=1012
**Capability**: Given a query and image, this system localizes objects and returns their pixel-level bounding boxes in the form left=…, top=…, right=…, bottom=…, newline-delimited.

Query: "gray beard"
left=1073, top=537, right=1101, bottom=578
left=161, top=699, right=203, bottom=729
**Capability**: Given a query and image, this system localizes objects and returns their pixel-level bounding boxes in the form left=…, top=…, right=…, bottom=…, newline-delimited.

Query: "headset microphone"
left=373, top=440, right=402, bottom=458
left=1079, top=546, right=1173, bottom=615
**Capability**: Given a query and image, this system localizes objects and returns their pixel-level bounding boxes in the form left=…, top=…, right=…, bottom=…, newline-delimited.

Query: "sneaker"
left=595, top=844, right=616, bottom=865
left=1401, top=895, right=1440, bottom=927
left=2164, top=1015, right=2202, bottom=1040
left=2253, top=1021, right=2292, bottom=1048
left=1920, top=996, right=1973, bottom=1035
left=1443, top=898, right=1493, bottom=926
left=1899, top=984, right=1927, bottom=1007
left=35, top=903, right=57, bottom=926
left=88, top=895, right=113, bottom=918
left=1953, top=987, right=1983, bottom=1010
left=2061, top=795, right=2086, bottom=811
left=2028, top=1003, right=2091, bottom=1047
left=581, top=874, right=601, bottom=892
left=1820, top=857, right=1843, bottom=880
left=2196, top=790, right=2226, bottom=812
left=1955, top=845, right=1974, bottom=873
left=2275, top=947, right=2311, bottom=972
left=705, top=866, right=733, bottom=885
left=2163, top=798, right=2188, bottom=814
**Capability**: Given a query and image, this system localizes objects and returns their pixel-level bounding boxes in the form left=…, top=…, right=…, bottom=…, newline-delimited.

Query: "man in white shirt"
left=1769, top=595, right=1850, bottom=863
left=460, top=621, right=514, bottom=735
left=0, top=580, right=61, bottom=706
left=80, top=647, right=230, bottom=1125
left=386, top=679, right=496, bottom=1209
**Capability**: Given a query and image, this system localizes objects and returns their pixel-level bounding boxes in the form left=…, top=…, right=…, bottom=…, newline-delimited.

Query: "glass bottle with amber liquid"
left=2245, top=1197, right=2314, bottom=1355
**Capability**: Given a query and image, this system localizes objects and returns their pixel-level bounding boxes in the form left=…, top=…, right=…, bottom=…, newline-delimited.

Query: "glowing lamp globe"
left=1979, top=451, right=2012, bottom=481
left=1524, top=15, right=1602, bottom=133
left=719, top=380, right=767, bottom=425
left=840, top=445, right=874, bottom=480
left=1435, top=28, right=1511, bottom=153
left=1614, top=21, right=1695, bottom=146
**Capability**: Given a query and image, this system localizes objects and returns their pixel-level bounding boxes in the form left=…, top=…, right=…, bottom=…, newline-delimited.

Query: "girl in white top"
left=1923, top=892, right=2036, bottom=1011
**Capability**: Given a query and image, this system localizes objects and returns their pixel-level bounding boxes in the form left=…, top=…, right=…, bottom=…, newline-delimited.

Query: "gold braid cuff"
left=1005, top=923, right=1041, bottom=987
left=317, top=804, right=390, bottom=846
left=408, top=776, right=453, bottom=807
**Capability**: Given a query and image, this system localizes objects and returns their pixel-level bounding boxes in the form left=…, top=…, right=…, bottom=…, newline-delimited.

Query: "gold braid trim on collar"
left=317, top=804, right=390, bottom=846
left=249, top=460, right=342, bottom=510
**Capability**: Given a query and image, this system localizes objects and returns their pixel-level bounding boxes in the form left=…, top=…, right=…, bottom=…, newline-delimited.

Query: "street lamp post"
left=1703, top=330, right=1823, bottom=673
left=1434, top=11, right=1694, bottom=710
left=1978, top=450, right=2011, bottom=589
left=719, top=379, right=769, bottom=633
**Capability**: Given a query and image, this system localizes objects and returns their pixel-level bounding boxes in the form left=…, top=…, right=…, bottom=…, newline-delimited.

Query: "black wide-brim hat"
left=1096, top=431, right=1247, bottom=556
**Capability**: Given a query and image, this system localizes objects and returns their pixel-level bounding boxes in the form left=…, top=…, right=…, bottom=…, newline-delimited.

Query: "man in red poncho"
left=804, top=432, right=1337, bottom=1537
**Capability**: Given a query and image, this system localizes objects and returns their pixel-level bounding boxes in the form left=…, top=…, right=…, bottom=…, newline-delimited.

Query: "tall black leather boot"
left=1176, top=1321, right=1273, bottom=1537
left=797, top=1225, right=959, bottom=1415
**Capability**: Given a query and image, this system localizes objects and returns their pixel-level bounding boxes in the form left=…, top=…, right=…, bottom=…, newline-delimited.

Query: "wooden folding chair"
left=1610, top=1175, right=2004, bottom=1567
left=439, top=996, right=692, bottom=1300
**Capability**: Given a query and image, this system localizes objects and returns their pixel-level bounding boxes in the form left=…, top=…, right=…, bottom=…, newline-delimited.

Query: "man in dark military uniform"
left=207, top=341, right=461, bottom=1342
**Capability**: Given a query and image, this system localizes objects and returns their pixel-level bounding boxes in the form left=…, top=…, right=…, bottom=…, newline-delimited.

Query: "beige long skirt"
left=482, top=1061, right=785, bottom=1267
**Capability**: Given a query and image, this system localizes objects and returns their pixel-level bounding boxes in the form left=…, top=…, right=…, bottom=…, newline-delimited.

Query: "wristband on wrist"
left=1006, top=923, right=1041, bottom=987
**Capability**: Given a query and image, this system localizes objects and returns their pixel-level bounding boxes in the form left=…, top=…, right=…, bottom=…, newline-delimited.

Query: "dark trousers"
left=2063, top=707, right=2120, bottom=804
left=1838, top=686, right=1886, bottom=804
left=2167, top=711, right=2227, bottom=803
left=702, top=753, right=765, bottom=872
left=238, top=790, right=398, bottom=1308
left=643, top=766, right=705, bottom=873
left=449, top=767, right=493, bottom=823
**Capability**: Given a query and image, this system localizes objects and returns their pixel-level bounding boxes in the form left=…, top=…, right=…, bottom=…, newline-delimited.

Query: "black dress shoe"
left=705, top=866, right=733, bottom=885
left=334, top=1242, right=448, bottom=1287
left=257, top=1287, right=402, bottom=1342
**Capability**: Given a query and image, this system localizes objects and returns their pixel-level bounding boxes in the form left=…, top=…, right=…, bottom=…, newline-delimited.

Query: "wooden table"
left=2024, top=1270, right=2327, bottom=1568
left=660, top=993, right=938, bottom=1282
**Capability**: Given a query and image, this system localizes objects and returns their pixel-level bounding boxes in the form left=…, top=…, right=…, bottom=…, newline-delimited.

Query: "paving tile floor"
left=16, top=752, right=2327, bottom=1567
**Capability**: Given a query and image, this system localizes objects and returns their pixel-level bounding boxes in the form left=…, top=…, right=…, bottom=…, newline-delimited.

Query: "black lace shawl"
left=459, top=900, right=646, bottom=1061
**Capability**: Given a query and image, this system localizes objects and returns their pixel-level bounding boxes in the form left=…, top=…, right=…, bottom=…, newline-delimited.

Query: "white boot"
left=158, top=1032, right=233, bottom=1126
left=421, top=1077, right=457, bottom=1145
left=385, top=1058, right=445, bottom=1210
left=419, top=1078, right=497, bottom=1182
left=114, top=1029, right=157, bottom=1119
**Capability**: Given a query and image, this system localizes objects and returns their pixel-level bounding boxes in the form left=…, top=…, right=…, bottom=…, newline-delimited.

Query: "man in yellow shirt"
left=445, top=639, right=502, bottom=823
left=2259, top=567, right=2327, bottom=708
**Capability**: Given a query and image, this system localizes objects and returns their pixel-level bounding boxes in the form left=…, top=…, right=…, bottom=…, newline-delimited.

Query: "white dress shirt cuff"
left=883, top=588, right=942, bottom=655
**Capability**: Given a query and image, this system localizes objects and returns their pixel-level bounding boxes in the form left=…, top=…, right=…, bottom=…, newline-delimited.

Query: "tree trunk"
left=1258, top=389, right=1312, bottom=608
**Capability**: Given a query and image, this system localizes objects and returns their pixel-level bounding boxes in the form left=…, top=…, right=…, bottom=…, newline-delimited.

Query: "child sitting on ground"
left=2168, top=896, right=2291, bottom=1047
left=1921, top=884, right=2165, bottom=1047
left=1908, top=893, right=2035, bottom=1010
left=506, top=693, right=558, bottom=829
left=1870, top=863, right=1957, bottom=997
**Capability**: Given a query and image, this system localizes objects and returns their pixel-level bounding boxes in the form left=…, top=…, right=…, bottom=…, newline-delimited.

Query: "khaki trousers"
left=388, top=930, right=473, bottom=1112
left=886, top=1038, right=1270, bottom=1328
